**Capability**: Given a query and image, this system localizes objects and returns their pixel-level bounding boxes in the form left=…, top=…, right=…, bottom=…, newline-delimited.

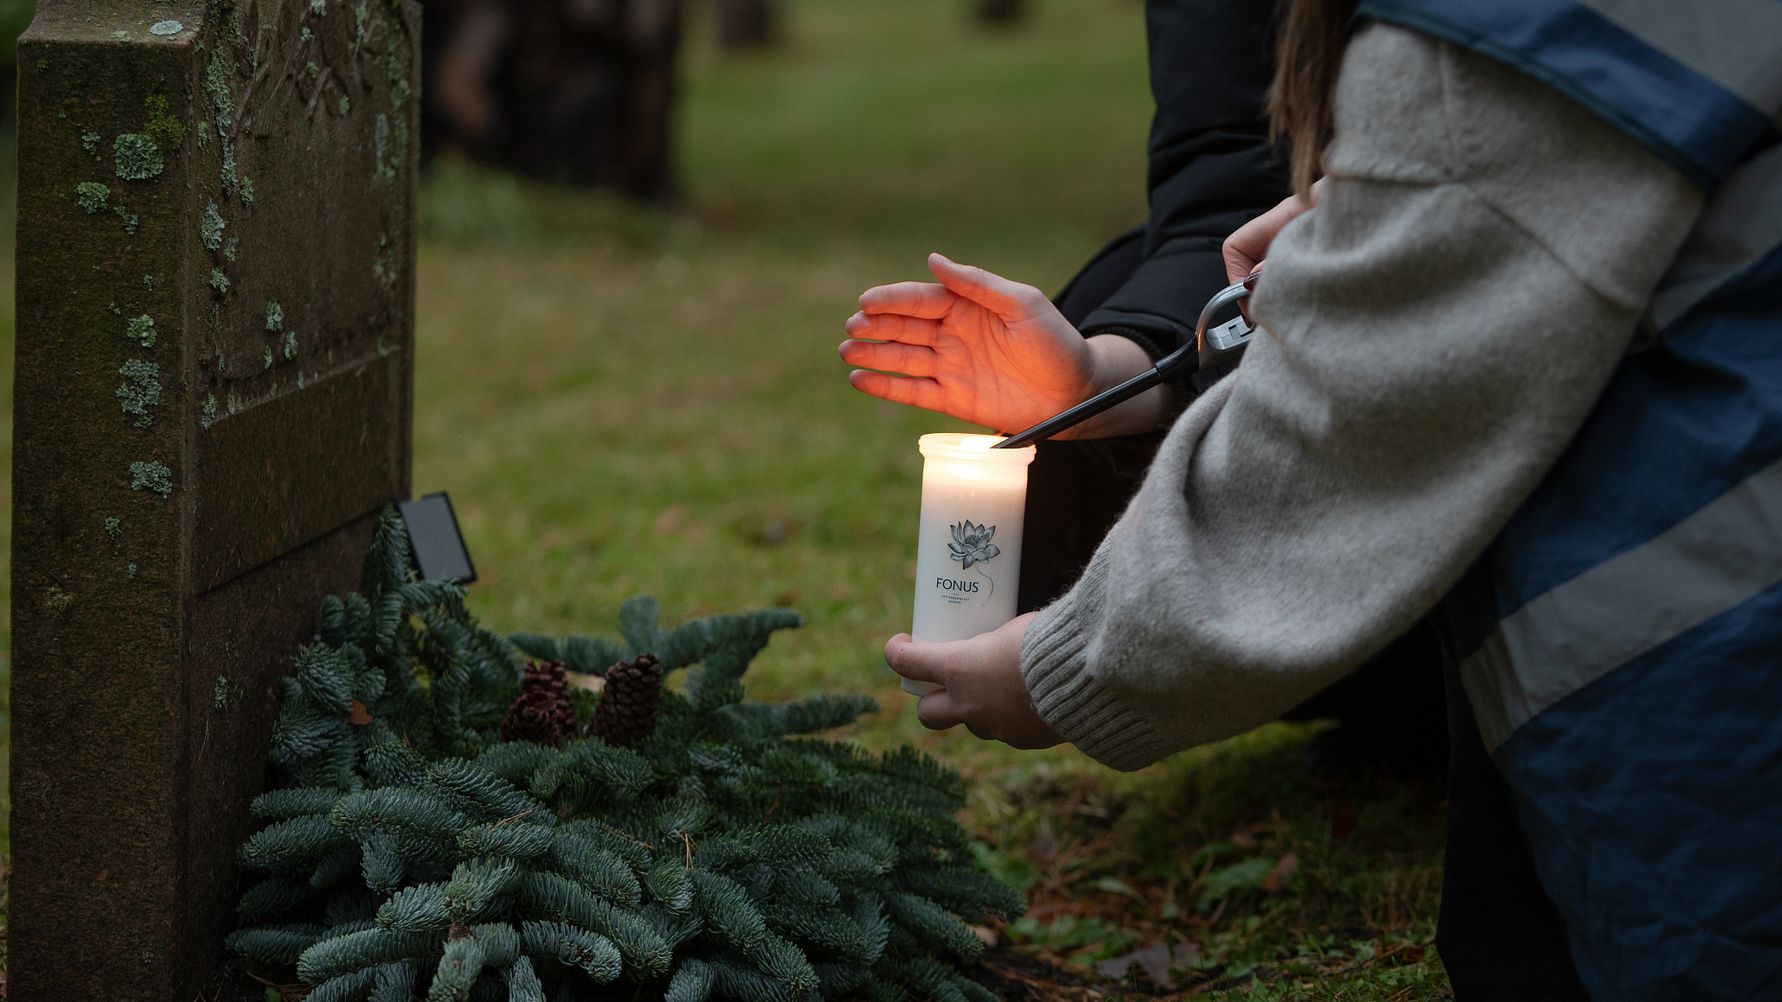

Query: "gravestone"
left=10, top=0, right=419, bottom=998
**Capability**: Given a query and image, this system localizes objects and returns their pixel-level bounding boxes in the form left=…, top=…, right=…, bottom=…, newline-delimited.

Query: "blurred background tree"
left=973, top=0, right=1030, bottom=27
left=1, top=0, right=30, bottom=145
left=421, top=0, right=684, bottom=198
left=714, top=0, right=778, bottom=51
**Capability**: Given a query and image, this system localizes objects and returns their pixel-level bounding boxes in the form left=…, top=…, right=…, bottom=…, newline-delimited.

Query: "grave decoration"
left=228, top=509, right=1022, bottom=1001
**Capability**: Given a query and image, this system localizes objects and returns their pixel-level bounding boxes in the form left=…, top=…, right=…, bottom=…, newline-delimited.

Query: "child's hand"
left=884, top=613, right=1063, bottom=750
left=1223, top=180, right=1323, bottom=284
left=841, top=254, right=1098, bottom=435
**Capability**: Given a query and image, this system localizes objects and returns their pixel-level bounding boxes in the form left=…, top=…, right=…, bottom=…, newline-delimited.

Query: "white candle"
left=906, top=433, right=1037, bottom=695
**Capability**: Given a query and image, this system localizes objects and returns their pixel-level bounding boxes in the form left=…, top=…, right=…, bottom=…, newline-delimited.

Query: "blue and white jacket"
left=1360, top=1, right=1782, bottom=997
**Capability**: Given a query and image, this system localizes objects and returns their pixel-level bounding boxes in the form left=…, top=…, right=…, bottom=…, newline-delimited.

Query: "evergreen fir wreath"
left=228, top=509, right=1022, bottom=1001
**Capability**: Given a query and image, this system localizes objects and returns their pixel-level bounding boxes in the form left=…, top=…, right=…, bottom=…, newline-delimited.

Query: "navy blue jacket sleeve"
left=1080, top=0, right=1289, bottom=373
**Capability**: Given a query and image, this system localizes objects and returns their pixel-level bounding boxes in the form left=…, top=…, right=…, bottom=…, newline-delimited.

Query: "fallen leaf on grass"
left=1261, top=852, right=1299, bottom=893
left=1196, top=857, right=1274, bottom=912
left=1093, top=941, right=1202, bottom=988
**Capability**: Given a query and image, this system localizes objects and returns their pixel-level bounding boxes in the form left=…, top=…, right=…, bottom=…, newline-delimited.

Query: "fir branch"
left=225, top=923, right=326, bottom=967
left=518, top=920, right=622, bottom=983
left=377, top=882, right=450, bottom=933
left=297, top=925, right=441, bottom=983
left=501, top=954, right=547, bottom=1002
left=664, top=956, right=717, bottom=1002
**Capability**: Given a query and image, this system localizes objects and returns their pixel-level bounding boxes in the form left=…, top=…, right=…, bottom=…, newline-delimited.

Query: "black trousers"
left=1027, top=232, right=1586, bottom=999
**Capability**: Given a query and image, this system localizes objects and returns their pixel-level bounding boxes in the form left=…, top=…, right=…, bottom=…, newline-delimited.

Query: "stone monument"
left=10, top=0, right=419, bottom=996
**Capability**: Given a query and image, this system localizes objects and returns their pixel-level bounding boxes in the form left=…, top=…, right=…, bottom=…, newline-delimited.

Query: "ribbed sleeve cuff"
left=1021, top=577, right=1166, bottom=772
left=1081, top=323, right=1171, bottom=364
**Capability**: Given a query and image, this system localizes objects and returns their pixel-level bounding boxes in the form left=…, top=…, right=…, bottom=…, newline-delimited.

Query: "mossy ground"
left=0, top=2, right=1451, bottom=996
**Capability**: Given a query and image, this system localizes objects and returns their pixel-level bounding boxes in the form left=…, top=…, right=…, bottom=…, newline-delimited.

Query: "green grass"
left=0, top=0, right=1450, bottom=995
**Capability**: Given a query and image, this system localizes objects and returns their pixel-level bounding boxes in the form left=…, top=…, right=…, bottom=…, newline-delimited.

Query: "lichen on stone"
left=117, top=359, right=163, bottom=428
left=142, top=94, right=185, bottom=152
left=75, top=181, right=110, bottom=213
left=221, top=144, right=237, bottom=184
left=265, top=300, right=284, bottom=332
left=373, top=113, right=391, bottom=175
left=201, top=201, right=226, bottom=251
left=45, top=586, right=74, bottom=613
left=383, top=47, right=413, bottom=108
left=126, top=314, right=157, bottom=348
left=129, top=460, right=173, bottom=497
left=204, top=53, right=235, bottom=134
left=201, top=393, right=219, bottom=429
left=210, top=267, right=230, bottom=296
left=114, top=133, right=164, bottom=180
left=283, top=330, right=299, bottom=360
left=149, top=19, right=184, bottom=36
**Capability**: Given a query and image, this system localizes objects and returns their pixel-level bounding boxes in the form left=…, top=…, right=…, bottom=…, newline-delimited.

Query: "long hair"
left=1269, top=0, right=1361, bottom=197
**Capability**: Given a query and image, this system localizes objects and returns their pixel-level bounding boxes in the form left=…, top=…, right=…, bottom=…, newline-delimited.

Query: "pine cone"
left=521, top=659, right=571, bottom=701
left=590, top=653, right=663, bottom=747
left=500, top=660, right=576, bottom=746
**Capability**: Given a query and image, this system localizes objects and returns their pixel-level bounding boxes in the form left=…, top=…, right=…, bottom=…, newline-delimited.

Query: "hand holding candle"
left=885, top=613, right=1062, bottom=749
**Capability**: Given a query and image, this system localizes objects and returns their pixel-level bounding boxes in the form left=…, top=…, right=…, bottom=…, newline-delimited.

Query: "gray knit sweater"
left=1019, top=23, right=1703, bottom=771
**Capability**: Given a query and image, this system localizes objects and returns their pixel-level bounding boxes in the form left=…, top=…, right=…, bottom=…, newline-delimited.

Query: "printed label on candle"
left=939, top=520, right=1000, bottom=603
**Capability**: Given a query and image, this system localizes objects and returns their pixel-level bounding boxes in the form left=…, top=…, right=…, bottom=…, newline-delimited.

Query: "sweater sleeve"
left=1019, top=23, right=1704, bottom=771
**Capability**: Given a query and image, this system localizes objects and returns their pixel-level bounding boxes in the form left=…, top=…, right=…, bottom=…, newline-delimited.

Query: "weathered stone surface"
left=10, top=1, right=418, bottom=998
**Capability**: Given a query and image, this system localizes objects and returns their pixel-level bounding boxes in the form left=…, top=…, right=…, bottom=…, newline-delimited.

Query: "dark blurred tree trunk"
left=422, top=0, right=683, bottom=199
left=973, top=0, right=1028, bottom=27
left=714, top=0, right=777, bottom=50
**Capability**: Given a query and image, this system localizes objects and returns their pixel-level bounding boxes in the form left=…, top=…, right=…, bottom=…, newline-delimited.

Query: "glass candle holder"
left=906, top=433, right=1037, bottom=695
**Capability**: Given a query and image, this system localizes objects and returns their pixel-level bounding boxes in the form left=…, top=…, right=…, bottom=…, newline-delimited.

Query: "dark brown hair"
left=1269, top=0, right=1362, bottom=196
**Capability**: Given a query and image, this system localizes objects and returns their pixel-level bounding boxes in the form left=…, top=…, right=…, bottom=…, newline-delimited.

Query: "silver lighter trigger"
left=995, top=273, right=1259, bottom=449
left=1206, top=314, right=1255, bottom=354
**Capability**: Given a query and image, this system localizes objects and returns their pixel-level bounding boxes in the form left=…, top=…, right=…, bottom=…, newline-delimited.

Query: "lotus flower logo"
left=947, top=520, right=1000, bottom=569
